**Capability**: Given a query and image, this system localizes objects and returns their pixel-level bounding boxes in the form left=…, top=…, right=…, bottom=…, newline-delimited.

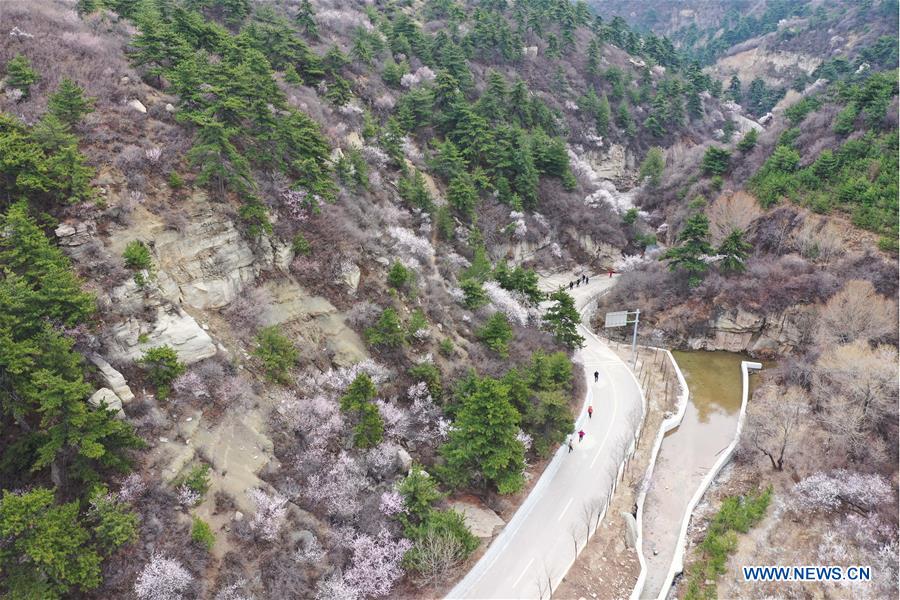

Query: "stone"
left=89, top=388, right=124, bottom=418
left=55, top=221, right=95, bottom=246
left=233, top=511, right=244, bottom=522
left=127, top=98, right=147, bottom=113
left=119, top=76, right=130, bottom=85
left=165, top=103, right=175, bottom=113
left=89, top=355, right=135, bottom=403
left=340, top=260, right=361, bottom=293
left=396, top=448, right=412, bottom=473
left=448, top=501, right=505, bottom=539
left=523, top=46, right=538, bottom=59
left=622, top=511, right=638, bottom=549
left=108, top=304, right=217, bottom=365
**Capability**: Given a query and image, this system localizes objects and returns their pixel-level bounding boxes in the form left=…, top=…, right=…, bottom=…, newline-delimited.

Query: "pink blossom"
left=134, top=553, right=193, bottom=600
left=247, top=488, right=288, bottom=542
left=316, top=573, right=360, bottom=600
left=117, top=473, right=147, bottom=503
left=379, top=490, right=407, bottom=516
left=344, top=528, right=413, bottom=598
left=793, top=470, right=892, bottom=513
left=176, top=485, right=200, bottom=507
left=305, top=452, right=367, bottom=518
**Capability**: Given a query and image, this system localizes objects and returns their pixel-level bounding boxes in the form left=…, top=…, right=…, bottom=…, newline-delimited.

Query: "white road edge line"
left=558, top=497, right=574, bottom=521
left=512, top=557, right=535, bottom=588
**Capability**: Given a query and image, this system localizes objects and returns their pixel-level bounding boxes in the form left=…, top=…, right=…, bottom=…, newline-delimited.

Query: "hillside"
left=0, top=1, right=896, bottom=599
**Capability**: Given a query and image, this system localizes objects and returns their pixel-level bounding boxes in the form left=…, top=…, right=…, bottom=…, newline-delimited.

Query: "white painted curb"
left=629, top=350, right=690, bottom=600
left=649, top=360, right=763, bottom=600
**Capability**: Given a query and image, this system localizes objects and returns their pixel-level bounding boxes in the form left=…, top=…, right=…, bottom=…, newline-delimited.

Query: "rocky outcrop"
left=89, top=387, right=125, bottom=418
left=581, top=144, right=636, bottom=183
left=256, top=279, right=367, bottom=367
left=89, top=354, right=135, bottom=403
left=108, top=304, right=216, bottom=365
left=687, top=306, right=812, bottom=356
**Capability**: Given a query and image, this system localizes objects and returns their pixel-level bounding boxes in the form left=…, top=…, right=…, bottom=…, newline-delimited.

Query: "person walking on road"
left=594, top=370, right=599, bottom=382
left=578, top=430, right=585, bottom=442
left=567, top=436, right=574, bottom=453
left=569, top=281, right=574, bottom=290
left=588, top=405, right=593, bottom=419
left=608, top=268, right=614, bottom=278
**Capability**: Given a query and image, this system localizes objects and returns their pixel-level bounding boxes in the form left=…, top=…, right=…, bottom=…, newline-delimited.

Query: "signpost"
left=604, top=309, right=640, bottom=369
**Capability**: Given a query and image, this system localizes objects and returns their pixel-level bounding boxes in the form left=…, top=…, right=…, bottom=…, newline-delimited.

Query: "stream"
left=639, top=351, right=753, bottom=600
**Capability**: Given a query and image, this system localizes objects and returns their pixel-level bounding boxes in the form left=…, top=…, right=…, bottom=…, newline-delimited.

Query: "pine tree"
left=586, top=38, right=601, bottom=79
left=340, top=374, right=384, bottom=448
left=477, top=313, right=514, bottom=357
left=0, top=488, right=103, bottom=597
left=639, top=147, right=665, bottom=187
left=439, top=377, right=525, bottom=494
left=718, top=228, right=752, bottom=273
left=295, top=0, right=318, bottom=38
left=47, top=79, right=95, bottom=129
left=727, top=75, right=742, bottom=103
left=737, top=128, right=758, bottom=152
left=662, top=212, right=713, bottom=286
left=447, top=172, right=479, bottom=219
left=543, top=290, right=584, bottom=349
left=596, top=94, right=611, bottom=135
left=4, top=55, right=38, bottom=98
left=701, top=146, right=731, bottom=176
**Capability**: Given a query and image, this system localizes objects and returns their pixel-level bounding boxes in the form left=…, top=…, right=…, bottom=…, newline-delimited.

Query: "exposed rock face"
left=89, top=387, right=125, bottom=418
left=687, top=306, right=812, bottom=356
left=89, top=354, right=135, bottom=403
left=582, top=144, right=635, bottom=183
left=256, top=279, right=367, bottom=367
left=448, top=501, right=506, bottom=539
left=339, top=260, right=361, bottom=294
left=154, top=199, right=262, bottom=309
left=108, top=304, right=216, bottom=365
left=55, top=221, right=95, bottom=247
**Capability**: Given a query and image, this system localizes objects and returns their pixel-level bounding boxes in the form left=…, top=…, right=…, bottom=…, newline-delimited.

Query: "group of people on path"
left=567, top=405, right=593, bottom=452
left=568, top=273, right=590, bottom=290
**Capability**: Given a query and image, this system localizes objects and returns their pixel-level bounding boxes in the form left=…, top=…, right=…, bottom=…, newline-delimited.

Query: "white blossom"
left=176, top=485, right=200, bottom=507
left=792, top=470, right=892, bottom=513
left=379, top=490, right=406, bottom=516
left=134, top=553, right=193, bottom=600
left=483, top=281, right=534, bottom=327
left=247, top=488, right=288, bottom=542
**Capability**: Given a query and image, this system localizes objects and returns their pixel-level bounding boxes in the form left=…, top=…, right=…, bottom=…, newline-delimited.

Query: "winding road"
left=448, top=272, right=645, bottom=600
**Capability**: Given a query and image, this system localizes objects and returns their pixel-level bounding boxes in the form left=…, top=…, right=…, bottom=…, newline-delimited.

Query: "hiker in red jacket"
left=578, top=429, right=586, bottom=442
left=588, top=405, right=593, bottom=419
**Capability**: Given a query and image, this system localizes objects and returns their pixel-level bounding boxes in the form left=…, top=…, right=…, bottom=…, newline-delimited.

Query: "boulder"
left=55, top=221, right=95, bottom=247
left=89, top=388, right=124, bottom=418
left=523, top=46, right=538, bottom=59
left=127, top=98, right=147, bottom=113
left=622, top=512, right=638, bottom=549
left=89, top=355, right=135, bottom=403
left=448, top=501, right=505, bottom=539
left=396, top=448, right=413, bottom=473
left=165, top=103, right=175, bottom=113
left=340, top=261, right=361, bottom=293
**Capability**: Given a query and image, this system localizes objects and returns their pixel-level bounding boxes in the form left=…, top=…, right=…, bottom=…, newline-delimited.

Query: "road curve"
left=448, top=273, right=645, bottom=600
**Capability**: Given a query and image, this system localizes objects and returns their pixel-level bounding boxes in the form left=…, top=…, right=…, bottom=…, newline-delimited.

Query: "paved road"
left=448, top=272, right=645, bottom=600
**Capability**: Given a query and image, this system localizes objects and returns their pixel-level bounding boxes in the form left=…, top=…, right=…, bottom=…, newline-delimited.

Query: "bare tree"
left=707, top=191, right=762, bottom=245
left=535, top=561, right=555, bottom=600
left=407, top=528, right=470, bottom=586
left=568, top=522, right=582, bottom=556
left=815, top=280, right=897, bottom=347
left=580, top=500, right=596, bottom=545
left=745, top=386, right=807, bottom=471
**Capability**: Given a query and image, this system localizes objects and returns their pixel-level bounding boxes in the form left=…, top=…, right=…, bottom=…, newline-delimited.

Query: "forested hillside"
left=0, top=1, right=896, bottom=599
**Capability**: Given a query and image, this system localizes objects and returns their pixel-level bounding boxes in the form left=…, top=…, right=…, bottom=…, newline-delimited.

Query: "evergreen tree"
left=295, top=0, right=318, bottom=38
left=366, top=308, right=406, bottom=348
left=639, top=147, right=665, bottom=187
left=701, top=146, right=731, bottom=176
left=138, top=346, right=186, bottom=399
left=447, top=172, right=479, bottom=219
left=662, top=212, right=713, bottom=286
left=0, top=488, right=103, bottom=597
left=477, top=312, right=514, bottom=357
left=737, top=128, right=758, bottom=152
left=726, top=75, right=742, bottom=103
left=47, top=79, right=95, bottom=129
left=586, top=38, right=601, bottom=79
left=460, top=278, right=488, bottom=309
left=596, top=94, right=611, bottom=135
left=439, top=377, right=525, bottom=494
left=4, top=55, right=38, bottom=98
left=718, top=228, right=751, bottom=273
left=542, top=290, right=584, bottom=349
left=340, top=373, right=384, bottom=448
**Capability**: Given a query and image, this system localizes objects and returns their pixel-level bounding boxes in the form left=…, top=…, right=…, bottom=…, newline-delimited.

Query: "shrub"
left=477, top=312, right=513, bottom=357
left=252, top=326, right=299, bottom=383
left=638, top=146, right=665, bottom=187
left=139, top=346, right=185, bottom=400
left=409, top=362, right=443, bottom=401
left=736, top=128, right=758, bottom=152
left=180, top=464, right=211, bottom=498
left=291, top=233, right=311, bottom=255
left=123, top=240, right=152, bottom=270
left=387, top=261, right=415, bottom=294
left=190, top=518, right=215, bottom=551
left=403, top=509, right=478, bottom=585
left=365, top=308, right=406, bottom=348
left=407, top=309, right=429, bottom=340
